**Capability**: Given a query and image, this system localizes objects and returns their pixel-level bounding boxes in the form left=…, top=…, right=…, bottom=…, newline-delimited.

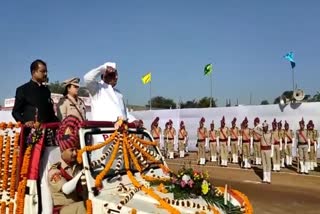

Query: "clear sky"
left=1, top=0, right=319, bottom=107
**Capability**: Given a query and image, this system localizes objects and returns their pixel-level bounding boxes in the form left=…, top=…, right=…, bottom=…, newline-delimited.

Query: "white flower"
left=182, top=174, right=191, bottom=183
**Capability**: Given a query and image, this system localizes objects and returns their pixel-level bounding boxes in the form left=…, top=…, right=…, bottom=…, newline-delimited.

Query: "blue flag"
left=284, top=52, right=296, bottom=69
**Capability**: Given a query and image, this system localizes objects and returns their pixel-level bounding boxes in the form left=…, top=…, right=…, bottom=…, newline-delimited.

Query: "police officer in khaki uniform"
left=57, top=78, right=86, bottom=121
left=311, top=123, right=319, bottom=168
left=230, top=118, right=240, bottom=164
left=240, top=117, right=252, bottom=169
left=277, top=121, right=286, bottom=168
left=151, top=117, right=162, bottom=148
left=218, top=116, right=229, bottom=167
left=48, top=115, right=87, bottom=214
left=197, top=117, right=207, bottom=165
left=163, top=122, right=170, bottom=157
left=271, top=119, right=281, bottom=172
left=284, top=121, right=294, bottom=166
left=252, top=117, right=262, bottom=165
left=307, top=120, right=316, bottom=171
left=254, top=121, right=273, bottom=184
left=296, top=118, right=309, bottom=174
left=178, top=121, right=188, bottom=158
left=166, top=120, right=176, bottom=159
left=209, top=121, right=218, bottom=162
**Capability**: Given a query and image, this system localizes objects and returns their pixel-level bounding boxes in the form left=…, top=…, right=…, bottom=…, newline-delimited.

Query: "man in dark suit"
left=12, top=59, right=59, bottom=126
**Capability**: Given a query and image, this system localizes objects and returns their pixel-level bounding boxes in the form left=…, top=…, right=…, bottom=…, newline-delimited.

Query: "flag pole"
left=292, top=67, right=295, bottom=92
left=149, top=81, right=152, bottom=110
left=210, top=70, right=213, bottom=107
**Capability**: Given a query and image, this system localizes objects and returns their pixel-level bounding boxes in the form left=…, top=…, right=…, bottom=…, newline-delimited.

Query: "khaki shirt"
left=57, top=95, right=86, bottom=121
left=307, top=129, right=318, bottom=143
left=167, top=127, right=176, bottom=139
left=241, top=128, right=252, bottom=142
left=197, top=127, right=207, bottom=140
left=48, top=159, right=85, bottom=206
left=252, top=126, right=262, bottom=142
left=218, top=127, right=229, bottom=141
left=272, top=130, right=282, bottom=143
left=151, top=126, right=162, bottom=139
left=209, top=129, right=217, bottom=141
left=284, top=129, right=294, bottom=142
left=261, top=131, right=274, bottom=147
left=178, top=128, right=188, bottom=139
left=296, top=129, right=308, bottom=143
left=230, top=127, right=240, bottom=140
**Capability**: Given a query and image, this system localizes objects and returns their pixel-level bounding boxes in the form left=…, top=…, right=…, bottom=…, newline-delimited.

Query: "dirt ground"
left=166, top=152, right=320, bottom=214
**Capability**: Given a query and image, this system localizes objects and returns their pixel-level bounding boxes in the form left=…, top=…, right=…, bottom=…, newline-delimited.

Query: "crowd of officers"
left=150, top=116, right=319, bottom=183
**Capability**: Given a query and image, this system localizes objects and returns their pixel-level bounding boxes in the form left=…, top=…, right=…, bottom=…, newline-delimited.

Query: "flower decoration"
left=201, top=180, right=209, bottom=195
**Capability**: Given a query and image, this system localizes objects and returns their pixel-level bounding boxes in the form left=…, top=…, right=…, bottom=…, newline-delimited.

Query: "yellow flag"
left=141, top=72, right=151, bottom=84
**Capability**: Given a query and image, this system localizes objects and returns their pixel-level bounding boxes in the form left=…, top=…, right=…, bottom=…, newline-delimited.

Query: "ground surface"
left=165, top=152, right=320, bottom=214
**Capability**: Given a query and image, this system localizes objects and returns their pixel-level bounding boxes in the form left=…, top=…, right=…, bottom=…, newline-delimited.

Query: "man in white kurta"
left=84, top=62, right=136, bottom=162
left=84, top=62, right=135, bottom=122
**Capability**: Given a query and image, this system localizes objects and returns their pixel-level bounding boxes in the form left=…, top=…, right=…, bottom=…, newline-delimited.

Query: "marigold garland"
left=77, top=131, right=117, bottom=164
left=0, top=134, right=4, bottom=185
left=123, top=136, right=130, bottom=170
left=132, top=141, right=159, bottom=163
left=9, top=132, right=19, bottom=198
left=134, top=136, right=158, bottom=146
left=157, top=183, right=168, bottom=193
left=86, top=199, right=92, bottom=214
left=2, top=133, right=11, bottom=191
left=141, top=175, right=170, bottom=183
left=131, top=208, right=137, bottom=214
left=127, top=143, right=149, bottom=169
left=125, top=135, right=142, bottom=172
left=16, top=145, right=33, bottom=214
left=216, top=187, right=253, bottom=214
left=95, top=138, right=120, bottom=188
left=127, top=170, right=180, bottom=214
left=231, top=189, right=253, bottom=214
left=1, top=201, right=6, bottom=214
left=9, top=202, right=14, bottom=214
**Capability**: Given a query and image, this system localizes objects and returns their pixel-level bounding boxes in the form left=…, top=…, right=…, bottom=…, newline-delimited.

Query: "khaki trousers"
left=242, top=143, right=250, bottom=159
left=210, top=142, right=217, bottom=157
left=261, top=150, right=272, bottom=172
left=298, top=144, right=309, bottom=162
left=154, top=139, right=160, bottom=148
left=198, top=142, right=206, bottom=159
left=309, top=145, right=316, bottom=162
left=178, top=140, right=185, bottom=151
left=273, top=145, right=280, bottom=165
left=167, top=139, right=174, bottom=152
left=253, top=142, right=261, bottom=158
left=163, top=139, right=168, bottom=156
left=220, top=142, right=228, bottom=161
left=231, top=141, right=238, bottom=155
left=60, top=201, right=86, bottom=214
left=285, top=143, right=293, bottom=157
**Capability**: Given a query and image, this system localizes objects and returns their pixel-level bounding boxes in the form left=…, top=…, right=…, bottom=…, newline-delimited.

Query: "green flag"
left=204, top=63, right=213, bottom=76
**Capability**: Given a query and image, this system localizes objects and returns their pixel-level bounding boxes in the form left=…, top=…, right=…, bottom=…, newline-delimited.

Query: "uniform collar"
left=29, top=79, right=44, bottom=87
left=67, top=94, right=77, bottom=102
